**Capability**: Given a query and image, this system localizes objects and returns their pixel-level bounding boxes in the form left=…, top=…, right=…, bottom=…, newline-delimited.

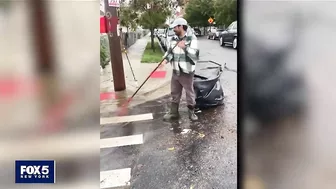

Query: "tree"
left=184, top=0, right=236, bottom=28
left=131, top=0, right=171, bottom=52
left=213, top=0, right=237, bottom=26
left=184, top=0, right=215, bottom=27
left=119, top=4, right=138, bottom=32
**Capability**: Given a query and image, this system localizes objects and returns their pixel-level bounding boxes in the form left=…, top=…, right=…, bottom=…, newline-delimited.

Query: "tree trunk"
left=150, top=28, right=155, bottom=52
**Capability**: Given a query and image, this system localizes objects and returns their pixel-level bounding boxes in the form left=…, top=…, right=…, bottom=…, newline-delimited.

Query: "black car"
left=193, top=28, right=202, bottom=36
left=219, top=21, right=237, bottom=49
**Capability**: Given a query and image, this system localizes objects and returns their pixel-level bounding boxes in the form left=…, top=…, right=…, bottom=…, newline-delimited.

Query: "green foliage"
left=184, top=0, right=215, bottom=27
left=100, top=35, right=110, bottom=69
left=100, top=45, right=109, bottom=69
left=184, top=0, right=236, bottom=27
left=141, top=41, right=164, bottom=63
left=131, top=0, right=172, bottom=51
left=214, top=0, right=237, bottom=26
left=131, top=0, right=171, bottom=30
left=119, top=5, right=138, bottom=31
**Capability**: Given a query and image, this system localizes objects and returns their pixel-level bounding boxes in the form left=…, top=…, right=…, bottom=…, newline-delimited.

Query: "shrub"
left=100, top=35, right=110, bottom=69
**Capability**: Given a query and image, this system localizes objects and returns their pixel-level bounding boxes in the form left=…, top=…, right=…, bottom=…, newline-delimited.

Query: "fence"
left=120, top=30, right=148, bottom=49
left=100, top=30, right=149, bottom=68
left=100, top=30, right=148, bottom=51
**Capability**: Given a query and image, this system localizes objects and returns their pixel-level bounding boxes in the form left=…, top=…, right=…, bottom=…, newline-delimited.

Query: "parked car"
left=161, top=28, right=175, bottom=49
left=219, top=21, right=237, bottom=49
left=156, top=28, right=165, bottom=39
left=208, top=28, right=224, bottom=40
left=193, top=28, right=202, bottom=36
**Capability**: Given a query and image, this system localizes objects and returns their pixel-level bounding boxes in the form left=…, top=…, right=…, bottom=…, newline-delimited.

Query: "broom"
left=116, top=40, right=181, bottom=116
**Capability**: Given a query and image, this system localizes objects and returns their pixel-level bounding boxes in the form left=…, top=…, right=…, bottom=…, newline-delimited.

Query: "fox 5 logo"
left=21, top=165, right=49, bottom=177
left=15, top=160, right=55, bottom=183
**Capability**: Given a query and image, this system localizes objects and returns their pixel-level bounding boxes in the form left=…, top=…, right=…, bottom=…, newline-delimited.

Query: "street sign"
left=208, top=17, right=214, bottom=24
left=108, top=0, right=120, bottom=7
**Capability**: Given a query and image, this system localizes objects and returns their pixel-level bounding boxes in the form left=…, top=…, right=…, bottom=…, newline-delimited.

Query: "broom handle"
left=125, top=41, right=180, bottom=104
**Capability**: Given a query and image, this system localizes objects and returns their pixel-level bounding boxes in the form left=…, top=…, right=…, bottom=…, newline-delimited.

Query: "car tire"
left=219, top=37, right=224, bottom=46
left=233, top=37, right=237, bottom=49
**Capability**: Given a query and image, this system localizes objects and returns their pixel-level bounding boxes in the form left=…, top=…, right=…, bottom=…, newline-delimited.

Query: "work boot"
left=188, top=106, right=198, bottom=121
left=163, top=103, right=180, bottom=121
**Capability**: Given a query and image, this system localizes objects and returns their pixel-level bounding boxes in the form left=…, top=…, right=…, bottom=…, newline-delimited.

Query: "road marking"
left=100, top=168, right=131, bottom=188
left=150, top=70, right=167, bottom=78
left=100, top=92, right=116, bottom=101
left=0, top=131, right=98, bottom=163
left=100, top=113, right=153, bottom=124
left=100, top=134, right=143, bottom=149
left=99, top=114, right=149, bottom=187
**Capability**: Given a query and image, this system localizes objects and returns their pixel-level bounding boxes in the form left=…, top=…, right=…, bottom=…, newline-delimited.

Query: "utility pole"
left=30, top=0, right=58, bottom=113
left=104, top=0, right=126, bottom=91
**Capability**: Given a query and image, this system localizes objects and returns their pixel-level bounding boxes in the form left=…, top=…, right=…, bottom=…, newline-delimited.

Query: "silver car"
left=208, top=28, right=225, bottom=40
left=162, top=28, right=175, bottom=49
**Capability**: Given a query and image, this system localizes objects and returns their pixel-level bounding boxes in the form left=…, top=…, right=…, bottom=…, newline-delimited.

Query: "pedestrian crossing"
left=100, top=113, right=153, bottom=188
left=100, top=134, right=144, bottom=149
left=101, top=113, right=153, bottom=125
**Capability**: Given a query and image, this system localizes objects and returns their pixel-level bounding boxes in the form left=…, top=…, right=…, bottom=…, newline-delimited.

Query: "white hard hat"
left=170, top=18, right=188, bottom=28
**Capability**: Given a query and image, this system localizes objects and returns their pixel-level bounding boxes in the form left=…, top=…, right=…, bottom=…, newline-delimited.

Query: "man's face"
left=173, top=25, right=182, bottom=35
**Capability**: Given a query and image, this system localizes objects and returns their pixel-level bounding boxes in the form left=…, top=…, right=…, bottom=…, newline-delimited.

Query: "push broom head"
left=116, top=97, right=132, bottom=116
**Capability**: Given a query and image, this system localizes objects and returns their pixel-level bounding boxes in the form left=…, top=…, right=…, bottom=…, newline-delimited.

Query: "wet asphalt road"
left=101, top=37, right=237, bottom=189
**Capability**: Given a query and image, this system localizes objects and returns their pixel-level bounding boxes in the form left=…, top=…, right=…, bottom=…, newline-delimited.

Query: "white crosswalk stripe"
left=100, top=113, right=153, bottom=125
left=100, top=113, right=153, bottom=188
left=100, top=134, right=143, bottom=149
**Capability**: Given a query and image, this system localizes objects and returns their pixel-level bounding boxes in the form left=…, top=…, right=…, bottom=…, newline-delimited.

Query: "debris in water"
left=198, top=133, right=205, bottom=138
left=168, top=147, right=175, bottom=151
left=181, top=129, right=191, bottom=134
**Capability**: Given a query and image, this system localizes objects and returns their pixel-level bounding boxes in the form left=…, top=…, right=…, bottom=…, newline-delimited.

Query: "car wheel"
left=219, top=37, right=224, bottom=46
left=233, top=37, right=237, bottom=49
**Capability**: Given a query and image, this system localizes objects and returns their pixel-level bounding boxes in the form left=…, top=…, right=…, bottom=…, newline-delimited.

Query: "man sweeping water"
left=160, top=18, right=200, bottom=121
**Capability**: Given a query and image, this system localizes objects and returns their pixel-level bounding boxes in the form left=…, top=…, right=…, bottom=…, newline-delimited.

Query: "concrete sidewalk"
left=100, top=35, right=172, bottom=115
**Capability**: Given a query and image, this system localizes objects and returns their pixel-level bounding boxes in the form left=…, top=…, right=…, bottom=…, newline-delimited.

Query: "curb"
left=100, top=35, right=171, bottom=102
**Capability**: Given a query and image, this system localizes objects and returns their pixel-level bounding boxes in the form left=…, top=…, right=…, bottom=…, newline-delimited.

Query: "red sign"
left=100, top=17, right=106, bottom=33
left=100, top=16, right=118, bottom=33
left=108, top=0, right=120, bottom=7
left=208, top=17, right=214, bottom=24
